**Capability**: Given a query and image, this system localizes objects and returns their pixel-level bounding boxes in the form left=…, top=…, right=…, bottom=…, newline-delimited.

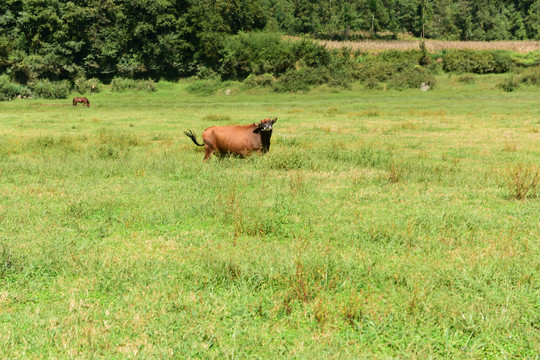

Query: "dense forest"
left=0, top=0, right=539, bottom=82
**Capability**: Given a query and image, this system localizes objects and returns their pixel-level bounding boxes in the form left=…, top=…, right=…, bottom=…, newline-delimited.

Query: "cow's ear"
left=253, top=127, right=261, bottom=134
left=272, top=118, right=277, bottom=124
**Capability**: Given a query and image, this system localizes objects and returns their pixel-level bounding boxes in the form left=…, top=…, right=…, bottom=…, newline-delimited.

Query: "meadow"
left=0, top=76, right=539, bottom=359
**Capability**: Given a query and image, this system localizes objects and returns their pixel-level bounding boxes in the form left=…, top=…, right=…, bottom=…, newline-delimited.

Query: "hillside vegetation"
left=1, top=0, right=539, bottom=82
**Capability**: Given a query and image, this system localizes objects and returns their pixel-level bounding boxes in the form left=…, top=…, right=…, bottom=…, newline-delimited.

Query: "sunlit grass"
left=0, top=76, right=539, bottom=358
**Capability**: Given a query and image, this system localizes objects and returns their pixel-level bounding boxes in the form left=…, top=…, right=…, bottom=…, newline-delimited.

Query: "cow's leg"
left=203, top=146, right=215, bottom=161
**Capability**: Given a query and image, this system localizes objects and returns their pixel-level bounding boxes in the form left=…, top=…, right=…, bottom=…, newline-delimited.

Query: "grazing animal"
left=185, top=117, right=277, bottom=161
left=73, top=97, right=90, bottom=107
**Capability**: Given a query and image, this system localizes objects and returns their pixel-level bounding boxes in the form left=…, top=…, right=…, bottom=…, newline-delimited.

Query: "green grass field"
left=0, top=76, right=539, bottom=359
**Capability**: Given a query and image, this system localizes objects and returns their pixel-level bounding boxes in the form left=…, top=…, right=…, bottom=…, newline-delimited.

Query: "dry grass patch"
left=504, top=163, right=539, bottom=200
left=288, top=37, right=540, bottom=53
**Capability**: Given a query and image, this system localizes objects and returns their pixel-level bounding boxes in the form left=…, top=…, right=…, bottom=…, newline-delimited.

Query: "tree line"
left=0, top=0, right=539, bottom=82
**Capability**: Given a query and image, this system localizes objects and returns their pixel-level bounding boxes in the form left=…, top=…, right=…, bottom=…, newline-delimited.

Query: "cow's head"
left=254, top=117, right=277, bottom=134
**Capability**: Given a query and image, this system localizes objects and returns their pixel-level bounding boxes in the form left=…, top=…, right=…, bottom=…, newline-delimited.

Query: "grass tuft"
left=505, top=163, right=539, bottom=200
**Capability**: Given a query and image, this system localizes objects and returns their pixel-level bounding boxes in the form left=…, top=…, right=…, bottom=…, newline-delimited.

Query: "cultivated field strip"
left=287, top=36, right=540, bottom=53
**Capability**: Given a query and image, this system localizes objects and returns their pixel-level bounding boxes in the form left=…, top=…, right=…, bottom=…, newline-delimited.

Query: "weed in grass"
left=360, top=109, right=381, bottom=117
left=458, top=75, right=475, bottom=84
left=312, top=296, right=329, bottom=326
left=202, top=114, right=232, bottom=122
left=326, top=107, right=338, bottom=116
left=387, top=163, right=403, bottom=183
left=364, top=77, right=382, bottom=90
left=288, top=170, right=305, bottom=195
left=266, top=149, right=310, bottom=170
left=504, top=163, right=539, bottom=200
left=292, top=256, right=312, bottom=303
left=503, top=142, right=518, bottom=152
left=340, top=291, right=363, bottom=326
left=399, top=121, right=419, bottom=130
left=497, top=76, right=520, bottom=92
left=0, top=242, right=18, bottom=278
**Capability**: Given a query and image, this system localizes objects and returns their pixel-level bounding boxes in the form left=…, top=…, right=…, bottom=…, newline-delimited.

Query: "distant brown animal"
left=73, top=97, right=90, bottom=107
left=185, top=117, right=277, bottom=161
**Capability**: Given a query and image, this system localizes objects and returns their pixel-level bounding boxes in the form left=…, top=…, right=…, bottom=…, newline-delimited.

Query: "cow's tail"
left=184, top=130, right=204, bottom=146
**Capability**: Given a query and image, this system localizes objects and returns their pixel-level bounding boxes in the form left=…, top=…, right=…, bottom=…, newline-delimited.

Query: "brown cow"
left=185, top=117, right=277, bottom=161
left=73, top=97, right=90, bottom=107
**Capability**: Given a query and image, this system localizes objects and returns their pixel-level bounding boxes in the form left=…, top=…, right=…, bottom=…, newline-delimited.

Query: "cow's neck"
left=260, top=131, right=272, bottom=153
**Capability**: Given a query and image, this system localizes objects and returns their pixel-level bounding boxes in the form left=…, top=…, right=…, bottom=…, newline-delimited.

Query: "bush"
left=364, top=78, right=382, bottom=90
left=220, top=32, right=331, bottom=80
left=517, top=66, right=540, bottom=86
left=74, top=77, right=102, bottom=94
left=186, top=79, right=221, bottom=95
left=378, top=50, right=421, bottom=70
left=273, top=67, right=331, bottom=93
left=497, top=76, right=520, bottom=92
left=389, top=66, right=436, bottom=90
left=243, top=73, right=276, bottom=88
left=457, top=75, right=475, bottom=84
left=110, top=77, right=156, bottom=92
left=0, top=75, right=32, bottom=100
left=220, top=32, right=295, bottom=79
left=293, top=39, right=332, bottom=68
left=443, top=50, right=512, bottom=74
left=195, top=65, right=220, bottom=80
left=357, top=61, right=396, bottom=83
left=30, top=79, right=70, bottom=99
left=510, top=50, right=540, bottom=67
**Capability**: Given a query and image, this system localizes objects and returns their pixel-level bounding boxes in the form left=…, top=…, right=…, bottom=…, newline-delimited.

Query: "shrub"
left=457, top=75, right=475, bottom=84
left=0, top=75, right=32, bottom=101
left=273, top=67, right=330, bottom=93
left=110, top=77, right=156, bottom=92
left=418, top=40, right=431, bottom=66
left=220, top=32, right=295, bottom=79
left=357, top=61, right=396, bottom=83
left=497, top=76, right=520, bottom=92
left=510, top=50, right=540, bottom=67
left=378, top=50, right=421, bottom=70
left=517, top=66, right=540, bottom=86
left=186, top=79, right=221, bottom=95
left=364, top=78, right=382, bottom=90
left=293, top=39, right=331, bottom=68
left=135, top=79, right=157, bottom=92
left=110, top=77, right=131, bottom=92
left=443, top=50, right=512, bottom=74
left=389, top=67, right=436, bottom=90
left=74, top=77, right=102, bottom=94
left=30, top=79, right=70, bottom=99
left=243, top=73, right=276, bottom=88
left=325, top=48, right=356, bottom=88
left=195, top=65, right=220, bottom=80
left=220, top=32, right=331, bottom=80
